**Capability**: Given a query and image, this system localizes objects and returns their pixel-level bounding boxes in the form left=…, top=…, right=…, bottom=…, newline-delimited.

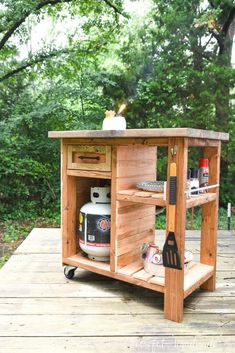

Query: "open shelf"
left=118, top=261, right=214, bottom=299
left=64, top=253, right=214, bottom=299
left=186, top=192, right=216, bottom=208
left=117, top=189, right=217, bottom=209
left=117, top=189, right=166, bottom=207
left=63, top=252, right=110, bottom=274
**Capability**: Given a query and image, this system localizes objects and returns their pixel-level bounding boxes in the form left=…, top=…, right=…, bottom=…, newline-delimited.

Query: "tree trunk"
left=215, top=15, right=235, bottom=128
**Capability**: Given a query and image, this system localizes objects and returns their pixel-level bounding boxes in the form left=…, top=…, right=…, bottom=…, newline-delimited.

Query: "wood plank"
left=67, top=169, right=111, bottom=179
left=116, top=159, right=156, bottom=177
left=184, top=263, right=214, bottom=298
left=118, top=260, right=143, bottom=276
left=1, top=294, right=235, bottom=315
left=117, top=144, right=156, bottom=162
left=117, top=229, right=154, bottom=256
left=188, top=138, right=220, bottom=147
left=14, top=228, right=61, bottom=254
left=132, top=269, right=154, bottom=281
left=117, top=216, right=155, bottom=239
left=1, top=226, right=235, bottom=352
left=186, top=193, right=217, bottom=208
left=0, top=279, right=235, bottom=298
left=201, top=144, right=221, bottom=291
left=60, top=137, right=169, bottom=146
left=1, top=336, right=235, bottom=353
left=117, top=193, right=166, bottom=207
left=48, top=128, right=229, bottom=141
left=0, top=313, right=235, bottom=336
left=65, top=253, right=110, bottom=272
left=116, top=188, right=137, bottom=195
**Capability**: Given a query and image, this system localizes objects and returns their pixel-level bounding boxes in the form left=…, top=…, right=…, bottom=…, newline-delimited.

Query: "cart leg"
left=164, top=137, right=188, bottom=322
left=200, top=144, right=221, bottom=291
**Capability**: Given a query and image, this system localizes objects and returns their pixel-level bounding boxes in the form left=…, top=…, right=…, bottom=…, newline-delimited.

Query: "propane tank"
left=78, top=186, right=111, bottom=262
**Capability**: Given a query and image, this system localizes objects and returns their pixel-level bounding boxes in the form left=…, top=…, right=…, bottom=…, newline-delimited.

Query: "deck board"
left=0, top=228, right=234, bottom=352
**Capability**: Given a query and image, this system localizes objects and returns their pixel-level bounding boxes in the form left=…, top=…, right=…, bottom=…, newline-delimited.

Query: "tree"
left=0, top=0, right=126, bottom=219
left=101, top=0, right=235, bottom=204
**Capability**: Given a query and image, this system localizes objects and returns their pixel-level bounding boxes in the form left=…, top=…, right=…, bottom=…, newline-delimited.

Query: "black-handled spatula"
left=162, top=162, right=182, bottom=270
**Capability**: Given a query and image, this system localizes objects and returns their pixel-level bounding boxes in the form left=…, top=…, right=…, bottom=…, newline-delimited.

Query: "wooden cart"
left=48, top=128, right=229, bottom=322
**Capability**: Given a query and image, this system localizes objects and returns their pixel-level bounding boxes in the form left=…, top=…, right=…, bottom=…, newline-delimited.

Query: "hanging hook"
left=171, top=145, right=178, bottom=156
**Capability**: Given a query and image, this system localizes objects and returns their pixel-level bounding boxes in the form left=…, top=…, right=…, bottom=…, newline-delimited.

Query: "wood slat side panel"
left=115, top=145, right=157, bottom=270
left=116, top=248, right=144, bottom=270
left=117, top=218, right=155, bottom=240
left=116, top=159, right=156, bottom=177
left=117, top=203, right=155, bottom=226
left=117, top=232, right=154, bottom=257
left=116, top=145, right=156, bottom=161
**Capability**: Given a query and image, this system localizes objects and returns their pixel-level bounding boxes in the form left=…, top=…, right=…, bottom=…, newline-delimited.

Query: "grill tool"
left=162, top=162, right=182, bottom=270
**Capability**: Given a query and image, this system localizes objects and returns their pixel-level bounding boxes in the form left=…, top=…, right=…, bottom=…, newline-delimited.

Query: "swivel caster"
left=64, top=266, right=77, bottom=279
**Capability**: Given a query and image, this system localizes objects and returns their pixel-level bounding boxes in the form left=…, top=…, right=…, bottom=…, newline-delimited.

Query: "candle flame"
left=117, top=103, right=127, bottom=115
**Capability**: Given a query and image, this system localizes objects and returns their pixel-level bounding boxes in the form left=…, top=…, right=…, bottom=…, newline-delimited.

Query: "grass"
left=0, top=214, right=60, bottom=268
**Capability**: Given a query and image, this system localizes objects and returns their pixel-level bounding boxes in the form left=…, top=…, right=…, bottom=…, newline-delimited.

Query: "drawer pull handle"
left=79, top=155, right=100, bottom=161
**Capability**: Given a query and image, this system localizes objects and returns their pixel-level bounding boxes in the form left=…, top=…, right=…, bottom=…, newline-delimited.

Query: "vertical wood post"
left=110, top=146, right=117, bottom=272
left=164, top=137, right=188, bottom=322
left=200, top=142, right=221, bottom=291
left=61, top=139, right=77, bottom=258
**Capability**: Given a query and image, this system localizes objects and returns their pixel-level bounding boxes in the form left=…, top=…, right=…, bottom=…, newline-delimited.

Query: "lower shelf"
left=63, top=253, right=214, bottom=298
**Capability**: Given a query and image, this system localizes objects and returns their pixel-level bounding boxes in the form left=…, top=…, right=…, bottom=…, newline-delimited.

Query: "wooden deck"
left=0, top=228, right=235, bottom=352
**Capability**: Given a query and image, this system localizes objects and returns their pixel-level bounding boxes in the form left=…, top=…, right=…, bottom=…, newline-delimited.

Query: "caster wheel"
left=64, top=266, right=77, bottom=279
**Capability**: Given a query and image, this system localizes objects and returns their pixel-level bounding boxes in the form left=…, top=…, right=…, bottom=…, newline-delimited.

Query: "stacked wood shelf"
left=117, top=188, right=217, bottom=209
left=49, top=127, right=229, bottom=323
left=63, top=252, right=214, bottom=299
left=117, top=189, right=166, bottom=207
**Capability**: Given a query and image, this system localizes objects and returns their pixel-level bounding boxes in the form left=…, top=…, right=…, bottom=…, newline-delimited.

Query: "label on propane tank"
left=79, top=212, right=110, bottom=246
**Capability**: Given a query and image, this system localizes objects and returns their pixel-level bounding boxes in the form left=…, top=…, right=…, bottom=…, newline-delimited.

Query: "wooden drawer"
left=67, top=145, right=112, bottom=171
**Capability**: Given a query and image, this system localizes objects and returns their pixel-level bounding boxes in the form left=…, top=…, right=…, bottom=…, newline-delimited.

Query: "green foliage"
left=3, top=215, right=60, bottom=243
left=156, top=207, right=235, bottom=230
left=0, top=0, right=234, bottom=224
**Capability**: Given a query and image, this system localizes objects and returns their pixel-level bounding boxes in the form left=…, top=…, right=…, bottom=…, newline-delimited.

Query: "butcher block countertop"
left=48, top=128, right=229, bottom=141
